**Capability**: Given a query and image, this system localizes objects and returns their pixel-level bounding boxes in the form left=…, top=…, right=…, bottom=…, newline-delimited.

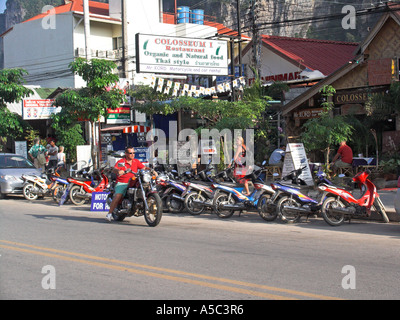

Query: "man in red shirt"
left=106, top=146, right=152, bottom=222
left=331, top=141, right=353, bottom=175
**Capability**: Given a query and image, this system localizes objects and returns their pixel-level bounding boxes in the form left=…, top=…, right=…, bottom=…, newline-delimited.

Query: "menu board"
left=282, top=143, right=314, bottom=186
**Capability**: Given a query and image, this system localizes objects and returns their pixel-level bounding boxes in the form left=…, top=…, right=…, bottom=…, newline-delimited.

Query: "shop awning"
left=101, top=125, right=151, bottom=133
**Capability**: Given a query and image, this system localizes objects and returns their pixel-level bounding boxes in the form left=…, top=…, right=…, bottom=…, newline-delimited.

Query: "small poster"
left=15, top=141, right=28, bottom=159
left=91, top=192, right=110, bottom=212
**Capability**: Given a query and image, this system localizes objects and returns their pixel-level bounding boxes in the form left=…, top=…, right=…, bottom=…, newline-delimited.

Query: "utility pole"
left=121, top=0, right=128, bottom=79
left=237, top=0, right=243, bottom=77
left=83, top=0, right=91, bottom=60
left=251, top=0, right=261, bottom=79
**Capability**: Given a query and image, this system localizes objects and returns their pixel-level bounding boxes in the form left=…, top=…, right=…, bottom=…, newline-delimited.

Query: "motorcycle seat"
left=217, top=181, right=244, bottom=188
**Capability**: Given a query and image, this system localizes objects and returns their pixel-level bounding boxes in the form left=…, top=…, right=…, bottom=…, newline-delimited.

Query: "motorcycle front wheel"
left=184, top=192, right=206, bottom=215
left=373, top=197, right=389, bottom=223
left=23, top=183, right=39, bottom=201
left=69, top=185, right=86, bottom=206
left=321, top=197, right=346, bottom=226
left=144, top=194, right=162, bottom=227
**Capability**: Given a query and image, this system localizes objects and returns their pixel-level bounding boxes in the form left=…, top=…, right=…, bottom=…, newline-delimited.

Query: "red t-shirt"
left=337, top=145, right=353, bottom=164
left=114, top=158, right=145, bottom=183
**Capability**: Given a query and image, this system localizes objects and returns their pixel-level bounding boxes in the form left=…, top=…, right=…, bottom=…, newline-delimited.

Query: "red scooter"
left=67, top=166, right=110, bottom=205
left=318, top=170, right=389, bottom=226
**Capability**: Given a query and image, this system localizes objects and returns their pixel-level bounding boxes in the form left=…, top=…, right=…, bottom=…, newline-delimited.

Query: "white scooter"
left=21, top=169, right=63, bottom=201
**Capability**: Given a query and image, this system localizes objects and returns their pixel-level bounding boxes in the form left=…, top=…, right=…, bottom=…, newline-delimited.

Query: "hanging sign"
left=136, top=33, right=229, bottom=76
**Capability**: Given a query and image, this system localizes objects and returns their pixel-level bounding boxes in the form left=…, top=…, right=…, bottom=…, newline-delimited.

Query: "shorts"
left=114, top=182, right=129, bottom=196
left=334, top=160, right=352, bottom=168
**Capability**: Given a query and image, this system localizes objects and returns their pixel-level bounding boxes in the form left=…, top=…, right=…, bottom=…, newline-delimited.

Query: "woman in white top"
left=57, top=146, right=66, bottom=169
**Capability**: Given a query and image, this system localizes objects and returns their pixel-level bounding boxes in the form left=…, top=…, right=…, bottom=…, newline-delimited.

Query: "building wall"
left=4, top=13, right=75, bottom=88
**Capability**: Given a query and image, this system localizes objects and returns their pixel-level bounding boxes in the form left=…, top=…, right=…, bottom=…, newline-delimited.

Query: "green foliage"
left=301, top=85, right=354, bottom=167
left=0, top=68, right=33, bottom=140
left=52, top=58, right=124, bottom=162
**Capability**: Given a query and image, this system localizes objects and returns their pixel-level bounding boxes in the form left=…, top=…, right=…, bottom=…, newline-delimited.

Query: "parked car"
left=0, top=153, right=42, bottom=199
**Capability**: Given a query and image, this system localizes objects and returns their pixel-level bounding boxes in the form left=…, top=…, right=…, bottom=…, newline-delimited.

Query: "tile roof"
left=23, top=0, right=111, bottom=24
left=261, top=35, right=359, bottom=76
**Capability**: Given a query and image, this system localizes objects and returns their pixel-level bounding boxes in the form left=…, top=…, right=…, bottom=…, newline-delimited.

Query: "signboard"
left=91, top=192, right=110, bottom=212
left=293, top=108, right=323, bottom=119
left=282, top=143, right=314, bottom=186
left=134, top=147, right=149, bottom=162
left=23, top=99, right=60, bottom=120
left=15, top=141, right=27, bottom=159
left=136, top=33, right=229, bottom=76
left=107, top=107, right=131, bottom=124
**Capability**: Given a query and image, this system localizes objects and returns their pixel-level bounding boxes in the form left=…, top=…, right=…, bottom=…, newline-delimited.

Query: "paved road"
left=1, top=194, right=399, bottom=302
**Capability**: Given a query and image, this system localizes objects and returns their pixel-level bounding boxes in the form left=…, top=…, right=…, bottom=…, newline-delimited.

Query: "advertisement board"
left=136, top=33, right=229, bottom=76
left=23, top=99, right=60, bottom=120
left=282, top=143, right=314, bottom=186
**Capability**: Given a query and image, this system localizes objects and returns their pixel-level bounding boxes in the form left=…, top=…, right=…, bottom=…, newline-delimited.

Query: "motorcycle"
left=106, top=168, right=162, bottom=227
left=21, top=168, right=68, bottom=202
left=156, top=170, right=192, bottom=213
left=67, top=165, right=110, bottom=205
left=318, top=170, right=389, bottom=226
left=212, top=161, right=276, bottom=220
left=272, top=166, right=332, bottom=223
left=182, top=163, right=222, bottom=215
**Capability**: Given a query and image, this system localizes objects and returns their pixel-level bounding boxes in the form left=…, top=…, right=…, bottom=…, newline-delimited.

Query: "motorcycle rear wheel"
left=184, top=192, right=206, bottom=215
left=53, top=185, right=67, bottom=203
left=23, top=183, right=39, bottom=201
left=69, top=185, right=86, bottom=206
left=213, top=191, right=235, bottom=219
left=321, top=197, right=346, bottom=226
left=277, top=196, right=301, bottom=223
left=373, top=197, right=389, bottom=223
left=144, top=194, right=162, bottom=227
left=257, top=194, right=278, bottom=222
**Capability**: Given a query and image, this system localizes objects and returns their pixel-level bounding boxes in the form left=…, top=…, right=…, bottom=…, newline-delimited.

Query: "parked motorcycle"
left=67, top=165, right=110, bottom=205
left=272, top=166, right=331, bottom=223
left=182, top=163, right=223, bottom=215
left=318, top=170, right=389, bottom=226
left=21, top=169, right=67, bottom=201
left=156, top=170, right=192, bottom=213
left=212, top=161, right=276, bottom=220
left=106, top=168, right=162, bottom=227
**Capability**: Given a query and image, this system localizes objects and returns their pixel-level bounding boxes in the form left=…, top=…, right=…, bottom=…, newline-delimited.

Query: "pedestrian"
left=269, top=145, right=286, bottom=168
left=47, top=140, right=59, bottom=169
left=57, top=146, right=66, bottom=171
left=28, top=138, right=47, bottom=172
left=331, top=140, right=353, bottom=175
left=229, top=136, right=251, bottom=196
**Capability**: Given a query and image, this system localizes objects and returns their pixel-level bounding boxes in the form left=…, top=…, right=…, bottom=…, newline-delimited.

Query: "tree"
left=0, top=68, right=33, bottom=150
left=301, top=85, right=354, bottom=171
left=52, top=58, right=125, bottom=165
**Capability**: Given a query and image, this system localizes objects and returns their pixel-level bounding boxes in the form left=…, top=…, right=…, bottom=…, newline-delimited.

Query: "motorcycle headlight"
left=142, top=173, right=151, bottom=183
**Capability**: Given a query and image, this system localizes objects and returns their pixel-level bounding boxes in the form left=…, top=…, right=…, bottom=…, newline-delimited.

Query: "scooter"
left=318, top=170, right=389, bottom=226
left=67, top=165, right=110, bottom=205
left=156, top=170, right=192, bottom=213
left=212, top=161, right=276, bottom=220
left=21, top=168, right=67, bottom=201
left=271, top=166, right=336, bottom=223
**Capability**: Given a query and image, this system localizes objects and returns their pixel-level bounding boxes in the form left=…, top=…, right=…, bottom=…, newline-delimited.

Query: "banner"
left=23, top=99, right=60, bottom=120
left=136, top=34, right=229, bottom=76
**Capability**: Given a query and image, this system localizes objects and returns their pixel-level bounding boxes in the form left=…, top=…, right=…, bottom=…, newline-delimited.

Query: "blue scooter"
left=272, top=166, right=337, bottom=223
left=212, top=161, right=276, bottom=220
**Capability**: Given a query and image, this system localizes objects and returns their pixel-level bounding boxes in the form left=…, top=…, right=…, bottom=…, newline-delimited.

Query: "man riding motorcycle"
left=105, top=146, right=153, bottom=222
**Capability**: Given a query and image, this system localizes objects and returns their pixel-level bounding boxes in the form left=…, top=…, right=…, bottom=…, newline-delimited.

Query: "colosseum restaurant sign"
left=136, top=34, right=229, bottom=76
